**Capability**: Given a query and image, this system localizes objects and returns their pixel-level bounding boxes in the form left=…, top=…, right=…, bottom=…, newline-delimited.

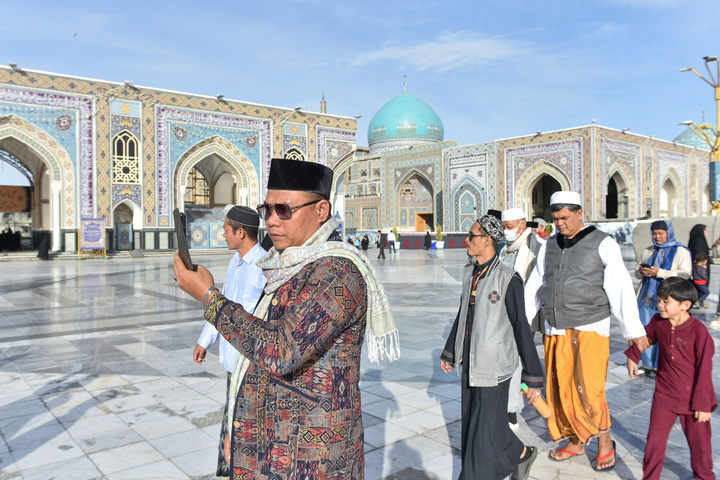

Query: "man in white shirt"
left=524, top=191, right=649, bottom=472
left=500, top=207, right=545, bottom=431
left=192, top=206, right=266, bottom=478
left=388, top=230, right=396, bottom=253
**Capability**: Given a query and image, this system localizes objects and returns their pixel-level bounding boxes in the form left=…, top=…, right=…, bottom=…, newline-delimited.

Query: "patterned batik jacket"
left=206, top=256, right=368, bottom=480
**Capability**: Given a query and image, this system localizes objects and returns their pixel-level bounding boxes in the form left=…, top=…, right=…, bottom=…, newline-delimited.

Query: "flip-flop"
left=548, top=447, right=583, bottom=462
left=593, top=440, right=616, bottom=472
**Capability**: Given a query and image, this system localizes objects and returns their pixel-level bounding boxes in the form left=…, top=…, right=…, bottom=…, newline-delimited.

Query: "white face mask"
left=504, top=226, right=519, bottom=243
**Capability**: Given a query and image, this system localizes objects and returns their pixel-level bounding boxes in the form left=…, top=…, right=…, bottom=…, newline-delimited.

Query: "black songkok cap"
left=650, top=220, right=667, bottom=231
left=487, top=209, right=502, bottom=221
left=227, top=206, right=260, bottom=228
left=266, top=158, right=334, bottom=199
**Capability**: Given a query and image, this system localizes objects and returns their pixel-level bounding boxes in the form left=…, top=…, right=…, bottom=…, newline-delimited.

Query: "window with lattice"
left=184, top=168, right=210, bottom=205
left=285, top=148, right=305, bottom=161
left=112, top=131, right=140, bottom=184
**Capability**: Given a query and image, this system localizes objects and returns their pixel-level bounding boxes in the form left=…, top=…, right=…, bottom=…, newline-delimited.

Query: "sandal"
left=548, top=446, right=583, bottom=462
left=593, top=440, right=616, bottom=472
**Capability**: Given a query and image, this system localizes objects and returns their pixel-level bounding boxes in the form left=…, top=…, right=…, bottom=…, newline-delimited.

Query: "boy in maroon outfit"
left=625, top=277, right=717, bottom=480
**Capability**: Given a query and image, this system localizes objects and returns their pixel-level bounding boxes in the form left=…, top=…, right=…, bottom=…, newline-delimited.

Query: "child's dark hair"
left=657, top=277, right=698, bottom=305
left=694, top=252, right=708, bottom=264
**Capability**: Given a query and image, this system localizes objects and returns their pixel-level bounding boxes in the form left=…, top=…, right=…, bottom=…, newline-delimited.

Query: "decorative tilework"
left=657, top=148, right=689, bottom=215
left=188, top=223, right=209, bottom=248
left=380, top=141, right=455, bottom=228
left=453, top=181, right=486, bottom=232
left=317, top=127, right=356, bottom=168
left=506, top=139, right=582, bottom=209
left=362, top=207, right=378, bottom=230
left=644, top=147, right=654, bottom=215
left=112, top=116, right=140, bottom=137
left=0, top=115, right=76, bottom=228
left=117, top=223, right=132, bottom=249
left=283, top=135, right=307, bottom=156
left=210, top=222, right=227, bottom=248
left=112, top=184, right=141, bottom=207
left=600, top=138, right=641, bottom=218
left=0, top=68, right=356, bottom=233
left=157, top=107, right=270, bottom=227
left=0, top=86, right=93, bottom=218
left=175, top=136, right=258, bottom=209
left=443, top=143, right=496, bottom=231
left=111, top=100, right=141, bottom=118
left=283, top=123, right=307, bottom=136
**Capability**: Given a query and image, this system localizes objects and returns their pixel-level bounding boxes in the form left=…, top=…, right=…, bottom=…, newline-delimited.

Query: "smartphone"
left=640, top=263, right=651, bottom=268
left=173, top=208, right=194, bottom=270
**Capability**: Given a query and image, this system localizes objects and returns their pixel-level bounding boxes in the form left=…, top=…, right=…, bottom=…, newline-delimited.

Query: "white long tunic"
left=524, top=232, right=646, bottom=340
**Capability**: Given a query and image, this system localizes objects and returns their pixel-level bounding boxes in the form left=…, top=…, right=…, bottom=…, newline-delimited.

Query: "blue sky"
left=2, top=0, right=719, bottom=185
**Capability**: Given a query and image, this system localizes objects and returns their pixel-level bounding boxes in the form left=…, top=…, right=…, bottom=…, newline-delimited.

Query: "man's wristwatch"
left=204, top=286, right=219, bottom=307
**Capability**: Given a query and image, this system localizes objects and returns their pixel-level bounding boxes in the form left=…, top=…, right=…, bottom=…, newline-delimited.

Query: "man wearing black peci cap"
left=174, top=158, right=398, bottom=479
left=192, top=205, right=267, bottom=478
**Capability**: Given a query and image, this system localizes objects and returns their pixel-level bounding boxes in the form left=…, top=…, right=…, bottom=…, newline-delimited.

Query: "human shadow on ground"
left=0, top=374, right=99, bottom=466
left=361, top=368, right=433, bottom=479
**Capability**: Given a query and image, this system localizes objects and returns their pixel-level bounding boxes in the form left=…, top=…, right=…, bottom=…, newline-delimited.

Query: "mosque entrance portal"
left=177, top=153, right=244, bottom=249
left=398, top=173, right=434, bottom=232
left=605, top=173, right=629, bottom=219
left=0, top=139, right=53, bottom=251
left=530, top=174, right=562, bottom=221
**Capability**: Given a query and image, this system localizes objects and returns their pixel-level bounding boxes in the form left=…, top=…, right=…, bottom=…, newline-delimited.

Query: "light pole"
left=680, top=56, right=720, bottom=214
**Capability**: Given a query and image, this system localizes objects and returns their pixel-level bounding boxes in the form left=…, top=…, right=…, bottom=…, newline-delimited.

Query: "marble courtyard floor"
left=0, top=247, right=718, bottom=479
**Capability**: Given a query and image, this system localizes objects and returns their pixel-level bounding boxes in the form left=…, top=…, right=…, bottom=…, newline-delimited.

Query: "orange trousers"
left=544, top=329, right=611, bottom=444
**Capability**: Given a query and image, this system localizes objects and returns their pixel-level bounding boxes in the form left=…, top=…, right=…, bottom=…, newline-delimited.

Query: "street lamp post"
left=680, top=56, right=720, bottom=214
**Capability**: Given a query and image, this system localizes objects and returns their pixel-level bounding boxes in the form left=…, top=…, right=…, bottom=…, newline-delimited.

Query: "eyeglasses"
left=467, top=231, right=487, bottom=241
left=256, top=199, right=321, bottom=220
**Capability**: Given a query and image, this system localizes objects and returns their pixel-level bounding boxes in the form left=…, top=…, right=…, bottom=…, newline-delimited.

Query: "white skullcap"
left=501, top=208, right=526, bottom=222
left=550, top=191, right=582, bottom=207
left=533, top=217, right=547, bottom=227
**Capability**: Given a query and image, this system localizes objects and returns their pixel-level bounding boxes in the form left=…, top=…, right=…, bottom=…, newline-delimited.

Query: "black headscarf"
left=688, top=224, right=709, bottom=259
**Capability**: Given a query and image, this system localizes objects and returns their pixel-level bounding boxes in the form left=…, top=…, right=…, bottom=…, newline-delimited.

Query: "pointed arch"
left=606, top=162, right=637, bottom=218
left=514, top=161, right=571, bottom=212
left=659, top=168, right=683, bottom=217
left=395, top=168, right=435, bottom=231
left=284, top=148, right=305, bottom=161
left=450, top=175, right=486, bottom=231
left=113, top=198, right=143, bottom=231
left=330, top=149, right=357, bottom=197
left=0, top=115, right=75, bottom=250
left=175, top=136, right=258, bottom=211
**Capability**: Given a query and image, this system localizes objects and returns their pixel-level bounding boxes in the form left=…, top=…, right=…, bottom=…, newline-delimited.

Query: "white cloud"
left=348, top=31, right=528, bottom=73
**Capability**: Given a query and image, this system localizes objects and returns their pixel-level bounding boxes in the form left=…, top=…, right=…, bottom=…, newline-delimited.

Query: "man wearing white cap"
left=500, top=207, right=545, bottom=431
left=524, top=191, right=649, bottom=472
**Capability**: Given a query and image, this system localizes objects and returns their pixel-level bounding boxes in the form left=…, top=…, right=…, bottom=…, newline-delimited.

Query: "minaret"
left=321, top=92, right=327, bottom=114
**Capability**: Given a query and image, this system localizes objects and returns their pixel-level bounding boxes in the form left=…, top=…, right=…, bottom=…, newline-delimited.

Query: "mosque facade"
left=0, top=65, right=711, bottom=252
left=340, top=91, right=711, bottom=238
left=0, top=66, right=357, bottom=252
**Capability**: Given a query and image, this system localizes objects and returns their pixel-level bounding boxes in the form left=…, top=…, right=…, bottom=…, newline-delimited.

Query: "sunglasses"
left=256, top=199, right=321, bottom=220
left=467, top=231, right=487, bottom=241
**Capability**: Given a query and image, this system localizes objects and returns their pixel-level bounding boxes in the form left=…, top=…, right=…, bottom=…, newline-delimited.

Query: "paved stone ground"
left=0, top=246, right=718, bottom=479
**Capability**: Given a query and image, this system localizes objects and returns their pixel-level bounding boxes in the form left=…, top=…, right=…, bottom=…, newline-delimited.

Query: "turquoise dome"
left=674, top=124, right=713, bottom=149
left=367, top=92, right=444, bottom=149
